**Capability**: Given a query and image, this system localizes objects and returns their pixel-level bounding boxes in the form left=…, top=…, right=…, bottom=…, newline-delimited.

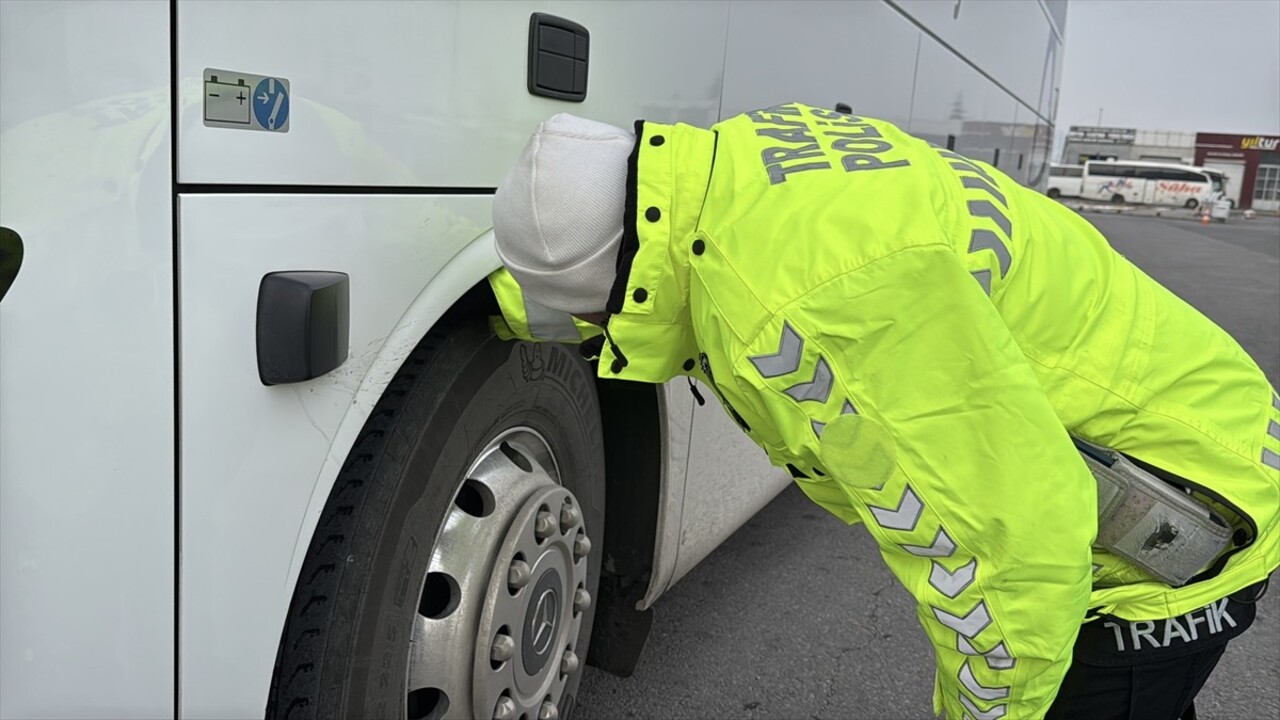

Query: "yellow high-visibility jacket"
left=489, top=103, right=1279, bottom=718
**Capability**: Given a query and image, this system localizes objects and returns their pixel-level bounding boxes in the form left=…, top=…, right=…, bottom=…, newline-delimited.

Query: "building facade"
left=1195, top=133, right=1280, bottom=211
left=1062, top=126, right=1196, bottom=166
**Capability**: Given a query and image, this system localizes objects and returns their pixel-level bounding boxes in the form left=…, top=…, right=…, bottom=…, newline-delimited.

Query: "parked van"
left=0, top=1, right=1064, bottom=717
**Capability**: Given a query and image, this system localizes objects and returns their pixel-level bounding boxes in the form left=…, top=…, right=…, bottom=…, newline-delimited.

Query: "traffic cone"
left=1201, top=210, right=1210, bottom=225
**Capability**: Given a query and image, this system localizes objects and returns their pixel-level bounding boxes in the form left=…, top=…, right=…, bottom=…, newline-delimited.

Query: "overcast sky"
left=1058, top=0, right=1280, bottom=135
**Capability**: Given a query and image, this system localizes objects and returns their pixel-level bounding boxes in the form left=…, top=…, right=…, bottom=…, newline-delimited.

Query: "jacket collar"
left=594, top=120, right=716, bottom=383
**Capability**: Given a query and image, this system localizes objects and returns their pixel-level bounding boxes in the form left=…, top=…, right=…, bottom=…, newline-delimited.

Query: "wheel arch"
left=271, top=230, right=668, bottom=692
left=277, top=232, right=505, bottom=609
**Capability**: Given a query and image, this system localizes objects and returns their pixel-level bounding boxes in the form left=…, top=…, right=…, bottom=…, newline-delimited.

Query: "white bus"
left=1082, top=160, right=1228, bottom=208
left=1046, top=163, right=1085, bottom=199
left=0, top=1, right=1064, bottom=718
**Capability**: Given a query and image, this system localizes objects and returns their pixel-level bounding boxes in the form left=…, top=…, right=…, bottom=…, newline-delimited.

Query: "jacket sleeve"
left=487, top=268, right=603, bottom=344
left=736, top=245, right=1096, bottom=718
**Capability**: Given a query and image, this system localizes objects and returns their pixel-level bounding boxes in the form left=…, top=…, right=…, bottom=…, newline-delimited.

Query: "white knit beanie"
left=493, top=114, right=634, bottom=314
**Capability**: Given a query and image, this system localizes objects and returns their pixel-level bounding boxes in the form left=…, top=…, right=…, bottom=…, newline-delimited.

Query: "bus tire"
left=1185, top=198, right=1199, bottom=209
left=1047, top=188, right=1061, bottom=199
left=1110, top=194, right=1125, bottom=204
left=266, top=318, right=605, bottom=720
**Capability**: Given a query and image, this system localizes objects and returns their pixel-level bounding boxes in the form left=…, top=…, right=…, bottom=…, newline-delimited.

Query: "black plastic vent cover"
left=256, top=271, right=350, bottom=386
left=527, top=13, right=589, bottom=102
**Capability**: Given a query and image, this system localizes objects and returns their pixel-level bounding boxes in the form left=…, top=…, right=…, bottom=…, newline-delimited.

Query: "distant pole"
left=1097, top=107, right=1104, bottom=126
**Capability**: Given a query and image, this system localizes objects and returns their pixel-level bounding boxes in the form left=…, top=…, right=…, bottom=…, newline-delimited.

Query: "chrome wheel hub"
left=405, top=428, right=591, bottom=720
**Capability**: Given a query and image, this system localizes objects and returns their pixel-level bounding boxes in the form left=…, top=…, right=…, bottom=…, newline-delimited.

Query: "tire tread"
left=267, top=328, right=446, bottom=719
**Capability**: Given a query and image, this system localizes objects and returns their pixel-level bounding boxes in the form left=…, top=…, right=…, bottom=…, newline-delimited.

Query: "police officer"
left=489, top=106, right=1279, bottom=719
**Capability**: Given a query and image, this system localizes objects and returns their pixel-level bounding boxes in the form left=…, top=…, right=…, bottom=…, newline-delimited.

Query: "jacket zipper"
left=698, top=353, right=751, bottom=431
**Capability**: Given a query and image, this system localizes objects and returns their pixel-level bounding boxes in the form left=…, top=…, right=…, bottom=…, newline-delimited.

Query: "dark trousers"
left=1046, top=584, right=1262, bottom=720
left=1046, top=642, right=1225, bottom=720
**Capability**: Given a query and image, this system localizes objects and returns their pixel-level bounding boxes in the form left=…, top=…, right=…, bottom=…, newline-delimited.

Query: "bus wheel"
left=1047, top=188, right=1061, bottom=199
left=1185, top=198, right=1199, bottom=209
left=267, top=318, right=605, bottom=720
left=1111, top=194, right=1125, bottom=204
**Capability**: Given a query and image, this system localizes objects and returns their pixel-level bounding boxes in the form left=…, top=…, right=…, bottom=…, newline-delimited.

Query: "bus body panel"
left=0, top=1, right=175, bottom=717
left=176, top=0, right=730, bottom=187
left=177, top=194, right=497, bottom=717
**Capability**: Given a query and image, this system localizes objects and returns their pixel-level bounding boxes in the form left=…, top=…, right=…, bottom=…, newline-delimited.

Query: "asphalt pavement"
left=575, top=212, right=1280, bottom=719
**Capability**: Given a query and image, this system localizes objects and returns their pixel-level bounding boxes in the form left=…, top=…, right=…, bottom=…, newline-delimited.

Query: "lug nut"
left=494, top=696, right=518, bottom=720
left=560, top=650, right=580, bottom=676
left=573, top=535, right=592, bottom=561
left=560, top=504, right=581, bottom=530
left=539, top=700, right=560, bottom=720
left=535, top=510, right=558, bottom=541
left=508, top=559, right=532, bottom=590
left=573, top=588, right=592, bottom=614
left=491, top=632, right=515, bottom=664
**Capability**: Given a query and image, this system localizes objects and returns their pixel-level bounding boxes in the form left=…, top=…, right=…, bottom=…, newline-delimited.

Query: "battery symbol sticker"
left=203, top=68, right=290, bottom=133
left=204, top=76, right=252, bottom=125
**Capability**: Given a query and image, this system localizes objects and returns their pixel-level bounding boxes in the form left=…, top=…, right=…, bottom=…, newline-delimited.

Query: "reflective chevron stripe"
left=750, top=322, right=833, bottom=403
left=524, top=296, right=582, bottom=342
left=959, top=660, right=1010, bottom=701
left=1267, top=397, right=1280, bottom=470
left=784, top=356, right=833, bottom=403
left=950, top=160, right=997, bottom=186
left=961, top=176, right=1007, bottom=207
left=811, top=398, right=858, bottom=438
left=752, top=321, right=858, bottom=439
left=968, top=229, right=1011, bottom=276
left=903, top=527, right=956, bottom=557
left=929, top=558, right=976, bottom=598
left=968, top=200, right=1012, bottom=239
left=933, top=600, right=992, bottom=638
left=957, top=636, right=1016, bottom=670
left=972, top=269, right=992, bottom=295
left=940, top=148, right=1014, bottom=293
left=1264, top=448, right=1280, bottom=471
left=869, top=486, right=923, bottom=531
left=749, top=321, right=803, bottom=377
left=960, top=693, right=1007, bottom=720
left=941, top=152, right=997, bottom=183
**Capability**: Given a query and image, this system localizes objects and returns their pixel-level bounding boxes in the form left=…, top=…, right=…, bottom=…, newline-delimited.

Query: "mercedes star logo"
left=531, top=588, right=558, bottom=656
